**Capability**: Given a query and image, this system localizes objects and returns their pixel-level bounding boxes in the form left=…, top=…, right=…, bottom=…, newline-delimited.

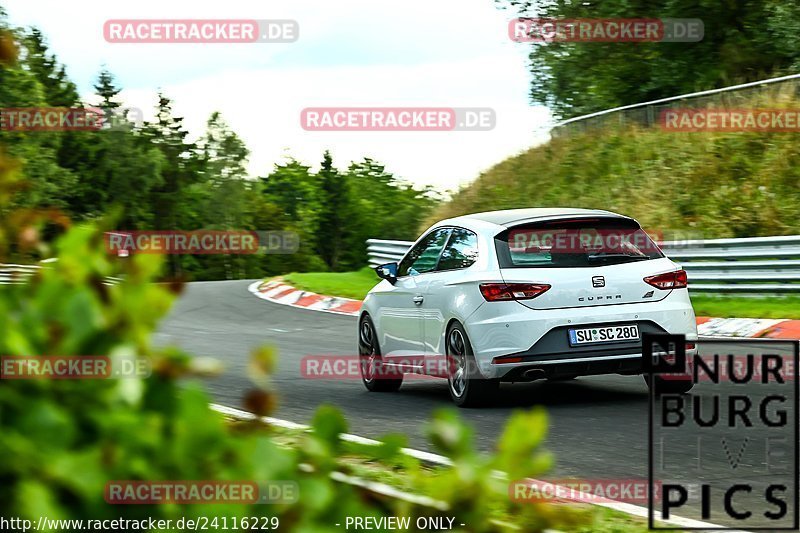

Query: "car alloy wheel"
left=359, top=319, right=378, bottom=384
left=357, top=315, right=403, bottom=392
left=447, top=328, right=468, bottom=398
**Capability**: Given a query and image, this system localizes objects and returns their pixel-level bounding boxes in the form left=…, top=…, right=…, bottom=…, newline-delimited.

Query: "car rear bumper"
left=497, top=352, right=643, bottom=381
left=492, top=347, right=699, bottom=381
left=464, top=291, right=698, bottom=379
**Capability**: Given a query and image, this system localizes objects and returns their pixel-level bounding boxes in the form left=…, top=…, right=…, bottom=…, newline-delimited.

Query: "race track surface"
left=157, top=280, right=798, bottom=525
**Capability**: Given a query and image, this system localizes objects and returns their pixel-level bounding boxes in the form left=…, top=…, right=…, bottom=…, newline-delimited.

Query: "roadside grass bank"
left=690, top=295, right=800, bottom=319
left=228, top=416, right=669, bottom=533
left=423, top=98, right=800, bottom=239
left=271, top=270, right=799, bottom=320
left=282, top=267, right=379, bottom=300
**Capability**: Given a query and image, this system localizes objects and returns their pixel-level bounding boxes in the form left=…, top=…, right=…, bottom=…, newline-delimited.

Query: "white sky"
left=1, top=0, right=552, bottom=191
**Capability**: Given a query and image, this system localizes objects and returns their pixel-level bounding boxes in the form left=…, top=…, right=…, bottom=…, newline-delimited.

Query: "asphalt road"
left=157, top=280, right=799, bottom=527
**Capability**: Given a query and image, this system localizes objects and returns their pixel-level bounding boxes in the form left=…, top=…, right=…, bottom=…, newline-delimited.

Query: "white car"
left=359, top=208, right=698, bottom=407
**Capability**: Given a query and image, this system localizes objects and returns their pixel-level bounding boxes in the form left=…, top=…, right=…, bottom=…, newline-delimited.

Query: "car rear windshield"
left=495, top=217, right=664, bottom=268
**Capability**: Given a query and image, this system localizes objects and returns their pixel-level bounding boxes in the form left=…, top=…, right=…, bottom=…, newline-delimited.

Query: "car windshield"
left=496, top=218, right=664, bottom=268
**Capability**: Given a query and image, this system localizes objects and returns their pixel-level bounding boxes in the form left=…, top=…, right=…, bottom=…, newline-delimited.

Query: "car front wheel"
left=446, top=322, right=498, bottom=407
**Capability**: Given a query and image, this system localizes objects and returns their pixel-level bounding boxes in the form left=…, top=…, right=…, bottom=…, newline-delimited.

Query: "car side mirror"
left=375, top=262, right=398, bottom=284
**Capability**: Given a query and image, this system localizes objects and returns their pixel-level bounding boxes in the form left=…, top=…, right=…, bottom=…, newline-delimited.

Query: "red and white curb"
left=696, top=316, right=800, bottom=339
left=248, top=279, right=363, bottom=316
left=211, top=403, right=735, bottom=530
left=249, top=279, right=800, bottom=340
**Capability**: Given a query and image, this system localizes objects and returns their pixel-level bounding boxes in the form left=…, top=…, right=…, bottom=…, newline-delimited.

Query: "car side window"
left=398, top=228, right=451, bottom=277
left=437, top=228, right=479, bottom=271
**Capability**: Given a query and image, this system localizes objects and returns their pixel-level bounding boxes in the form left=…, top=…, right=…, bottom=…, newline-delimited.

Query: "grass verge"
left=275, top=270, right=799, bottom=321
left=281, top=267, right=378, bottom=300
left=690, top=295, right=800, bottom=319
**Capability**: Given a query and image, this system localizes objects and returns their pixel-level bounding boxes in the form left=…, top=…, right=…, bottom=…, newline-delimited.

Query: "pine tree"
left=94, top=67, right=122, bottom=111
left=22, top=28, right=79, bottom=106
left=142, top=93, right=201, bottom=277
left=316, top=151, right=351, bottom=270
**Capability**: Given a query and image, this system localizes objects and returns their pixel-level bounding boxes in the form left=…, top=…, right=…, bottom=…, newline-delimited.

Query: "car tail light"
left=479, top=283, right=551, bottom=301
left=644, top=270, right=688, bottom=290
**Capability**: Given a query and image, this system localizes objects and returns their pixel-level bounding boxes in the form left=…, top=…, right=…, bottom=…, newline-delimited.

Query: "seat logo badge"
left=592, top=276, right=605, bottom=288
left=643, top=290, right=654, bottom=298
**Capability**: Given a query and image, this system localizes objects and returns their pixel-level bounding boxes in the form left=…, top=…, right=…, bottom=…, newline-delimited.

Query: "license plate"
left=568, top=324, right=640, bottom=345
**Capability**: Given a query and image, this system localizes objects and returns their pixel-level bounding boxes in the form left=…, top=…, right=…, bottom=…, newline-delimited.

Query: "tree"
left=347, top=158, right=440, bottom=241
left=0, top=23, right=78, bottom=217
left=499, top=0, right=800, bottom=118
left=315, top=151, right=351, bottom=270
left=141, top=93, right=202, bottom=277
left=261, top=158, right=316, bottom=220
left=0, top=13, right=441, bottom=279
left=195, top=112, right=251, bottom=279
left=93, top=67, right=122, bottom=111
left=21, top=27, right=79, bottom=106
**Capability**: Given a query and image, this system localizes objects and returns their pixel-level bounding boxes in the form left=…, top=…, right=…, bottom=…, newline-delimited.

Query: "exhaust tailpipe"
left=522, top=368, right=546, bottom=381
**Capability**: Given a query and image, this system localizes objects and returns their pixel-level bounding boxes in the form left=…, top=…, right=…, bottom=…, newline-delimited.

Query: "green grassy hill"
left=425, top=115, right=800, bottom=239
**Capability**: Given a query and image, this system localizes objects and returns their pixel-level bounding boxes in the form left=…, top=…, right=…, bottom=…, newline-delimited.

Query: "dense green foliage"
left=0, top=67, right=565, bottom=530
left=499, top=0, right=800, bottom=118
left=426, top=116, right=800, bottom=238
left=0, top=29, right=583, bottom=532
left=0, top=10, right=438, bottom=279
left=0, top=224, right=559, bottom=531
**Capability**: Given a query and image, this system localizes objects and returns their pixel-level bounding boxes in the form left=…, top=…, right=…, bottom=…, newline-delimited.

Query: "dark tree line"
left=0, top=11, right=439, bottom=279
left=499, top=0, right=800, bottom=118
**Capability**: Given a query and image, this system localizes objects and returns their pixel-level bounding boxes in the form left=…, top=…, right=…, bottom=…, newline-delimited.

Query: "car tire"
left=643, top=374, right=693, bottom=395
left=358, top=315, right=403, bottom=392
left=446, top=322, right=499, bottom=407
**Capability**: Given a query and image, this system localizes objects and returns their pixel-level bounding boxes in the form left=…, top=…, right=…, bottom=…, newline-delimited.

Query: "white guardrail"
left=0, top=263, right=44, bottom=285
left=0, top=261, right=122, bottom=286
left=367, top=236, right=800, bottom=294
left=551, top=72, right=800, bottom=135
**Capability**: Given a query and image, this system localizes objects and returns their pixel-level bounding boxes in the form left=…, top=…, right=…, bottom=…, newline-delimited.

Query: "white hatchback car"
left=359, top=208, right=698, bottom=407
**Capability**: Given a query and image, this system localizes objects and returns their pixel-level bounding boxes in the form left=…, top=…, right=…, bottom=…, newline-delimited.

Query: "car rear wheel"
left=446, top=322, right=498, bottom=407
left=643, top=374, right=693, bottom=395
left=358, top=315, right=402, bottom=392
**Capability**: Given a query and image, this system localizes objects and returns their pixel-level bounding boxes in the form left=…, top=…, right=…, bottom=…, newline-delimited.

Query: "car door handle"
left=412, top=295, right=424, bottom=305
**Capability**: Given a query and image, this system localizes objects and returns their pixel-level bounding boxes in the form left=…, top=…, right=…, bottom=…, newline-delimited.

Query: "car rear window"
left=495, top=217, right=664, bottom=268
